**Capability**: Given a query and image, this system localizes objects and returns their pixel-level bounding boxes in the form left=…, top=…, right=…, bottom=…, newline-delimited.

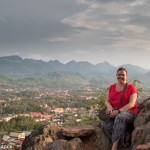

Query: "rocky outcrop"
left=22, top=97, right=150, bottom=150
left=22, top=122, right=63, bottom=150
left=132, top=97, right=150, bottom=150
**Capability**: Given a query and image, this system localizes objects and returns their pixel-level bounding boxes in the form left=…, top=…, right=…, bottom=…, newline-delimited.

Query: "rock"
left=136, top=144, right=148, bottom=150
left=134, top=100, right=150, bottom=128
left=22, top=122, right=63, bottom=150
left=86, top=124, right=112, bottom=150
left=68, top=138, right=83, bottom=150
left=45, top=138, right=83, bottom=150
left=137, top=97, right=150, bottom=112
left=132, top=127, right=144, bottom=150
left=45, top=139, right=69, bottom=150
left=60, top=125, right=95, bottom=137
left=132, top=98, right=150, bottom=150
left=59, top=124, right=112, bottom=150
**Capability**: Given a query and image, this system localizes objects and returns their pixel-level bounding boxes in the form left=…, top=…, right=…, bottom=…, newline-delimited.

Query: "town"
left=0, top=86, right=103, bottom=149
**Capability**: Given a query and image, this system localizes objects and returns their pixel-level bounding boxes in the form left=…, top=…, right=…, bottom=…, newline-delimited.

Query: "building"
left=9, top=132, right=25, bottom=140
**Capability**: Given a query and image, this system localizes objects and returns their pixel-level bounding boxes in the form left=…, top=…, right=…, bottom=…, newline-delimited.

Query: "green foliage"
left=83, top=88, right=108, bottom=111
left=0, top=100, right=45, bottom=115
left=131, top=80, right=142, bottom=94
left=82, top=88, right=108, bottom=123
left=0, top=116, right=43, bottom=132
left=80, top=116, right=99, bottom=125
left=16, top=90, right=39, bottom=98
left=64, top=121, right=77, bottom=126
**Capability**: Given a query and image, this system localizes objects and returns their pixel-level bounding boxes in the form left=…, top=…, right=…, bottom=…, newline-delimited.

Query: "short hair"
left=117, top=67, right=127, bottom=74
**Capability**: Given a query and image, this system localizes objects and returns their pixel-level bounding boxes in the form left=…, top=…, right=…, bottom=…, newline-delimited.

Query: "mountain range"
left=0, top=55, right=149, bottom=79
left=0, top=55, right=150, bottom=89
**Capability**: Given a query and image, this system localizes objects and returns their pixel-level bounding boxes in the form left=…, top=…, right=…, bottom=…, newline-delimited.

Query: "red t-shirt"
left=109, top=83, right=138, bottom=115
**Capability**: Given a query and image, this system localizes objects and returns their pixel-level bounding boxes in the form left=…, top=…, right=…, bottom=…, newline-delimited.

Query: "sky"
left=0, top=0, right=150, bottom=69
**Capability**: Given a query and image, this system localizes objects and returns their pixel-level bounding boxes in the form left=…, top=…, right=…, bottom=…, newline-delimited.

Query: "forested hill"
left=0, top=71, right=150, bottom=90
left=0, top=72, right=111, bottom=89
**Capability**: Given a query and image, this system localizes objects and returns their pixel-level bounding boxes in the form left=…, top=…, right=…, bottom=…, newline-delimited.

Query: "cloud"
left=73, top=49, right=90, bottom=54
left=62, top=0, right=150, bottom=49
left=22, top=53, right=52, bottom=61
left=130, top=0, right=147, bottom=7
left=0, top=17, right=7, bottom=23
left=45, top=37, right=70, bottom=42
left=62, top=1, right=129, bottom=30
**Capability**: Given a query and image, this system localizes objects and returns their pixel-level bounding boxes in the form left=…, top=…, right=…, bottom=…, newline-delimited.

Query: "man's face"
left=116, top=70, right=128, bottom=83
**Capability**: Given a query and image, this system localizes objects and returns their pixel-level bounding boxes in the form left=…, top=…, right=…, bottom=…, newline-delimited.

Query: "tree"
left=0, top=116, right=43, bottom=132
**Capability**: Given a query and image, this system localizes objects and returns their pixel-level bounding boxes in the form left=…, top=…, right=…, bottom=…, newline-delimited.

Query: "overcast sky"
left=0, top=0, right=150, bottom=69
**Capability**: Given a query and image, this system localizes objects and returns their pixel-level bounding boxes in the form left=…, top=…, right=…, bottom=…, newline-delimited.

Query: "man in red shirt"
left=101, top=67, right=138, bottom=150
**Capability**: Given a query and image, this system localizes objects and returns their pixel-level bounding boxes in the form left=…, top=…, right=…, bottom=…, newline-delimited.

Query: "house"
left=16, top=140, right=23, bottom=145
left=30, top=112, right=42, bottom=117
left=8, top=142, right=16, bottom=147
left=13, top=139, right=21, bottom=143
left=54, top=108, right=64, bottom=113
left=9, top=132, right=25, bottom=140
left=18, top=114, right=30, bottom=117
left=3, top=117, right=12, bottom=122
left=23, top=131, right=31, bottom=137
left=2, top=135, right=10, bottom=141
left=42, top=115, right=52, bottom=120
left=7, top=138, right=15, bottom=143
left=75, top=119, right=81, bottom=122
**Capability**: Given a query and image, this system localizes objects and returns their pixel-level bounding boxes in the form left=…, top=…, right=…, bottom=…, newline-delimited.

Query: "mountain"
left=66, top=60, right=96, bottom=74
left=134, top=71, right=150, bottom=83
left=0, top=55, right=149, bottom=79
left=0, top=56, right=65, bottom=78
left=47, top=60, right=65, bottom=72
left=95, top=61, right=115, bottom=72
left=117, top=64, right=148, bottom=78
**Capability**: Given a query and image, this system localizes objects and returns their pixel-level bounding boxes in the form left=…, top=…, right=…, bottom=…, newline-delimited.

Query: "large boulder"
left=132, top=97, right=150, bottom=150
left=22, top=122, right=63, bottom=150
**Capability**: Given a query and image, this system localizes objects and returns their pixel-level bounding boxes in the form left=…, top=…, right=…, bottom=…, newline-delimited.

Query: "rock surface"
left=45, top=138, right=83, bottom=150
left=22, top=122, right=63, bottom=150
left=132, top=97, right=150, bottom=150
left=22, top=97, right=150, bottom=150
left=60, top=125, right=95, bottom=137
